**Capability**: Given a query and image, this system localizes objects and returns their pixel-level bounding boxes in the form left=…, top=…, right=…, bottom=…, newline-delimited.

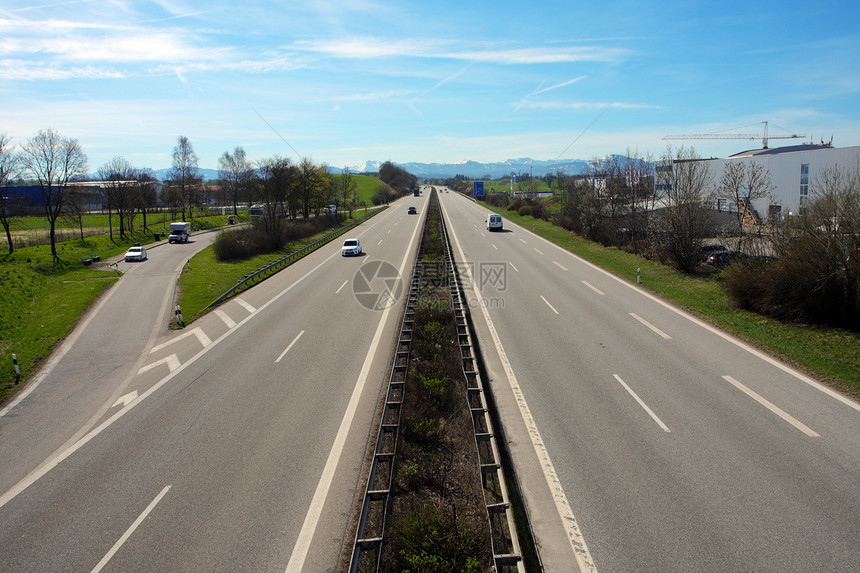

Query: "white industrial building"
left=704, top=143, right=860, bottom=222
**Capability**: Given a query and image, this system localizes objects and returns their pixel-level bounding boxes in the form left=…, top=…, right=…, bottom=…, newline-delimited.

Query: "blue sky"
left=1, top=0, right=858, bottom=172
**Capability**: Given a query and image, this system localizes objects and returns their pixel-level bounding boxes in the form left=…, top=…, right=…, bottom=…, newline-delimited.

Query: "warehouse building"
left=705, top=143, right=860, bottom=222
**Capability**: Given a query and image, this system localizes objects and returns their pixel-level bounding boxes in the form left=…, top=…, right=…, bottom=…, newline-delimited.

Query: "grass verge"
left=175, top=209, right=384, bottom=324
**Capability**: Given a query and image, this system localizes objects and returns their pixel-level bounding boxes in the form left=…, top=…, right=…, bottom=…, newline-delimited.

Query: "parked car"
left=341, top=238, right=362, bottom=256
left=124, top=246, right=147, bottom=262
left=323, top=205, right=337, bottom=214
left=706, top=250, right=749, bottom=268
left=408, top=206, right=417, bottom=214
left=697, top=244, right=727, bottom=261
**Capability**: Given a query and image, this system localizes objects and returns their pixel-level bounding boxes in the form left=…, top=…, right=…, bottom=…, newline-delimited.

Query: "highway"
left=0, top=203, right=425, bottom=572
left=439, top=189, right=860, bottom=572
left=2, top=189, right=858, bottom=572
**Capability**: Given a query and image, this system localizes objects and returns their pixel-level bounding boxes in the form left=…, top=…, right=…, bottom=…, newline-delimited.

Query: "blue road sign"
left=473, top=181, right=484, bottom=196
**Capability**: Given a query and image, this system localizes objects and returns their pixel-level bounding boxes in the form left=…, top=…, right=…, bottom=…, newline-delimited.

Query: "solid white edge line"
left=275, top=331, right=305, bottom=363
left=90, top=485, right=172, bottom=573
left=722, top=375, right=819, bottom=437
left=540, top=295, right=560, bottom=315
left=284, top=208, right=423, bottom=573
left=526, top=226, right=860, bottom=414
left=440, top=198, right=598, bottom=573
left=0, top=274, right=123, bottom=418
left=613, top=375, right=671, bottom=433
left=629, top=313, right=671, bottom=339
left=0, top=237, right=358, bottom=510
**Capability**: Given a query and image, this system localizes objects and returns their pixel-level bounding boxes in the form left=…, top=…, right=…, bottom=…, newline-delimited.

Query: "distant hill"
left=343, top=158, right=592, bottom=179
left=141, top=158, right=595, bottom=182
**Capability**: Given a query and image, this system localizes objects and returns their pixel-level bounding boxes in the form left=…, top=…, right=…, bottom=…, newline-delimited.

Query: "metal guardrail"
left=203, top=208, right=385, bottom=312
left=349, top=193, right=525, bottom=572
left=349, top=214, right=424, bottom=572
left=438, top=200, right=526, bottom=572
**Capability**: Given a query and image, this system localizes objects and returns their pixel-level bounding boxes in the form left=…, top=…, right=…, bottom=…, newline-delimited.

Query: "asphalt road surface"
left=3, top=192, right=857, bottom=572
left=0, top=204, right=425, bottom=572
left=439, top=190, right=860, bottom=572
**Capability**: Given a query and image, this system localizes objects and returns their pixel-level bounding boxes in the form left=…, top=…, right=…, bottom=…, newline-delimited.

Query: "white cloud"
left=331, top=89, right=415, bottom=102
left=292, top=36, right=629, bottom=65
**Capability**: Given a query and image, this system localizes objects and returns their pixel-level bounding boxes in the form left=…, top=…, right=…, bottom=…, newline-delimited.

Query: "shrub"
left=483, top=193, right=508, bottom=208
left=518, top=205, right=532, bottom=217
left=724, top=240, right=860, bottom=329
left=389, top=503, right=486, bottom=573
left=212, top=217, right=336, bottom=261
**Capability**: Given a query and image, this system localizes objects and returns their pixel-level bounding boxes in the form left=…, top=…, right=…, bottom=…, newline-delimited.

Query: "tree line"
left=0, top=129, right=364, bottom=264
left=478, top=146, right=859, bottom=329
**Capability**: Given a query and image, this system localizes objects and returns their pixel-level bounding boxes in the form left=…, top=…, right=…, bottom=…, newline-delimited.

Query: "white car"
left=124, top=246, right=147, bottom=262
left=341, top=238, right=362, bottom=256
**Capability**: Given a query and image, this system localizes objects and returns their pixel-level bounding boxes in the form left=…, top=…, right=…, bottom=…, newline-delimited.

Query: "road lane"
left=0, top=232, right=219, bottom=494
left=441, top=190, right=860, bottom=572
left=0, top=201, right=427, bottom=571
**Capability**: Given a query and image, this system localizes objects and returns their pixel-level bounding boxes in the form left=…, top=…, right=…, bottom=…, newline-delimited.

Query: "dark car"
left=698, top=244, right=727, bottom=261
left=706, top=250, right=750, bottom=268
left=408, top=206, right=417, bottom=214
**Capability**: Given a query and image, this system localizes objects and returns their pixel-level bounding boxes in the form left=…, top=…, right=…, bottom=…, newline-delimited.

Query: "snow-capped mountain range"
left=150, top=157, right=594, bottom=182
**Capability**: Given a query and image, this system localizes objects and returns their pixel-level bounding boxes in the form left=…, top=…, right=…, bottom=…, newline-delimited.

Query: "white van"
left=486, top=214, right=503, bottom=232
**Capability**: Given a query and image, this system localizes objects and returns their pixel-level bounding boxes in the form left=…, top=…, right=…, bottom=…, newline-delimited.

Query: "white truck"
left=168, top=221, right=191, bottom=243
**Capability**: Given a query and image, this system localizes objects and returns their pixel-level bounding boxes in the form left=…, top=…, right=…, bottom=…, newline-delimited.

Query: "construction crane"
left=663, top=121, right=804, bottom=149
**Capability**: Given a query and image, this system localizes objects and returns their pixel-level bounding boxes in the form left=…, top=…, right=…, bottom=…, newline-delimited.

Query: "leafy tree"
left=295, top=158, right=329, bottom=218
left=379, top=161, right=417, bottom=193
left=19, top=128, right=88, bottom=264
left=334, top=168, right=358, bottom=214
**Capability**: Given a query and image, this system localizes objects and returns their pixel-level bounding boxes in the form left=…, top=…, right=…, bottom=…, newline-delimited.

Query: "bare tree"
left=650, top=146, right=714, bottom=272
left=61, top=184, right=89, bottom=242
left=218, top=146, right=254, bottom=217
left=99, top=156, right=137, bottom=241
left=135, top=169, right=159, bottom=233
left=256, top=156, right=295, bottom=246
left=717, top=161, right=774, bottom=251
left=0, top=133, right=22, bottom=254
left=168, top=136, right=201, bottom=221
left=19, top=129, right=88, bottom=264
